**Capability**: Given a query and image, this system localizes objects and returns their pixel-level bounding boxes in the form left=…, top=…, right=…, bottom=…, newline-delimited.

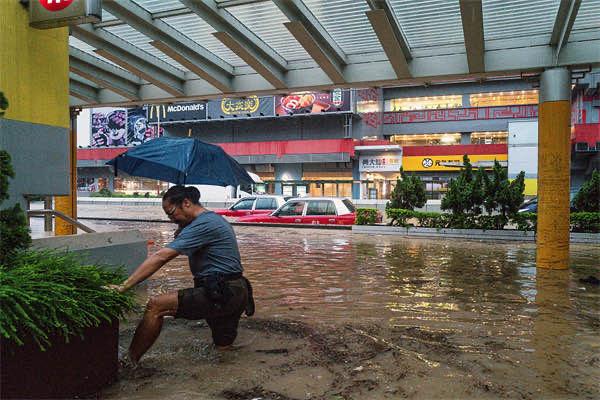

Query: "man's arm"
left=118, top=247, right=180, bottom=292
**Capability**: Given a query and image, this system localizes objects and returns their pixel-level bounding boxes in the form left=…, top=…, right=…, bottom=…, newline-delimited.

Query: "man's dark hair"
left=163, top=185, right=201, bottom=206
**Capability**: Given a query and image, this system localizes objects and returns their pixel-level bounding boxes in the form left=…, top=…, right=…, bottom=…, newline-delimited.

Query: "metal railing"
left=27, top=209, right=96, bottom=233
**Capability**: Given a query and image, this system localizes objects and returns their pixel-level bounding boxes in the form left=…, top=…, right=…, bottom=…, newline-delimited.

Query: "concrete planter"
left=352, top=225, right=600, bottom=244
left=1, top=320, right=119, bottom=399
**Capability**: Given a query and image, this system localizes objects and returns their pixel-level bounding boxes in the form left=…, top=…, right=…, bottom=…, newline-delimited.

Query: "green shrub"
left=573, top=170, right=600, bottom=212
left=356, top=208, right=378, bottom=225
left=570, top=212, right=600, bottom=233
left=0, top=151, right=31, bottom=265
left=511, top=212, right=537, bottom=231
left=414, top=211, right=449, bottom=228
left=386, top=208, right=414, bottom=227
left=0, top=91, right=7, bottom=117
left=0, top=250, right=136, bottom=350
left=388, top=168, right=426, bottom=210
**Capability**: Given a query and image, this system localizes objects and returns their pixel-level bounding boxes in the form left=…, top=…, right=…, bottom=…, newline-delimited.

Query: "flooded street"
left=88, top=220, right=599, bottom=399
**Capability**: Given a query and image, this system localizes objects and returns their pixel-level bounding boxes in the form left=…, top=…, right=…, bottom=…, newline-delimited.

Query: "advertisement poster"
left=90, top=108, right=127, bottom=147
left=127, top=107, right=161, bottom=145
left=275, top=89, right=351, bottom=115
left=207, top=96, right=274, bottom=119
left=147, top=102, right=206, bottom=124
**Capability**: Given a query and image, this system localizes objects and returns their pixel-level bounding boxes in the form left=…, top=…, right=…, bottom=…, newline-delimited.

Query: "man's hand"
left=104, top=283, right=127, bottom=293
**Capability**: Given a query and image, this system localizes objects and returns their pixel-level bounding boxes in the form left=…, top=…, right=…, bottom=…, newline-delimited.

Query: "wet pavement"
left=78, top=219, right=600, bottom=399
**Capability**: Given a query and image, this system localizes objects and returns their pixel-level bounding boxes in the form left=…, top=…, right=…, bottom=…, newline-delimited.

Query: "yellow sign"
left=403, top=154, right=507, bottom=171
left=221, top=96, right=260, bottom=114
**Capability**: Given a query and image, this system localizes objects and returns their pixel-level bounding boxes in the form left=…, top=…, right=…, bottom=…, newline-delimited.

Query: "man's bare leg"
left=128, top=292, right=179, bottom=364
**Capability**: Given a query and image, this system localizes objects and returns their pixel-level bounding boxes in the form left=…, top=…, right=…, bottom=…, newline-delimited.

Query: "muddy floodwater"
left=87, top=221, right=599, bottom=399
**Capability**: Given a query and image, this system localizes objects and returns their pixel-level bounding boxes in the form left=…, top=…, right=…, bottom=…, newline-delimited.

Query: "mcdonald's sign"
left=147, top=102, right=206, bottom=124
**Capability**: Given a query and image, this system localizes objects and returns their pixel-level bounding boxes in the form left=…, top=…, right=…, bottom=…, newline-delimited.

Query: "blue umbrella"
left=106, top=137, right=254, bottom=186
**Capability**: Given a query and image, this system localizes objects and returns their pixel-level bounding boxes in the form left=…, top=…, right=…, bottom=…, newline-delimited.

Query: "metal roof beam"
left=273, top=0, right=347, bottom=84
left=179, top=0, right=287, bottom=89
left=69, top=79, right=99, bottom=103
left=68, top=36, right=600, bottom=107
left=69, top=47, right=140, bottom=100
left=551, top=0, right=582, bottom=60
left=365, top=2, right=411, bottom=78
left=366, top=0, right=411, bottom=60
left=71, top=24, right=185, bottom=96
left=102, top=0, right=233, bottom=93
left=459, top=0, right=485, bottom=73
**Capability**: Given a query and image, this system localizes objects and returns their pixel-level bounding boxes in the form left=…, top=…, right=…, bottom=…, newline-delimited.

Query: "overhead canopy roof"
left=68, top=0, right=600, bottom=107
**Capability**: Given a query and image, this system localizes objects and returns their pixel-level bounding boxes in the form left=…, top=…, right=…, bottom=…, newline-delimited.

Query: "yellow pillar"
left=0, top=2, right=71, bottom=235
left=536, top=68, right=571, bottom=269
left=55, top=110, right=78, bottom=235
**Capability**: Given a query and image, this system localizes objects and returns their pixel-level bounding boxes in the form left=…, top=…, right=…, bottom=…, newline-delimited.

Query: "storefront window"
left=385, top=95, right=463, bottom=112
left=471, top=131, right=508, bottom=144
left=469, top=90, right=538, bottom=107
left=390, top=133, right=461, bottom=146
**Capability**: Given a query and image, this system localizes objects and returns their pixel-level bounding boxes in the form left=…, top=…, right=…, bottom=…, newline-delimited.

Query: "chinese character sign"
left=358, top=153, right=402, bottom=172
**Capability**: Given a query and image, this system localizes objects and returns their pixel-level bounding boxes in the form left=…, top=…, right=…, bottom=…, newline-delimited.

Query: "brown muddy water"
left=86, top=220, right=599, bottom=399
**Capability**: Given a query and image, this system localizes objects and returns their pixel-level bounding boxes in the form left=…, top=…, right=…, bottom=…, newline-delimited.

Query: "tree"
left=573, top=170, right=600, bottom=212
left=441, top=155, right=485, bottom=216
left=0, top=92, right=31, bottom=265
left=0, top=91, right=7, bottom=117
left=388, top=167, right=426, bottom=210
left=483, top=160, right=525, bottom=219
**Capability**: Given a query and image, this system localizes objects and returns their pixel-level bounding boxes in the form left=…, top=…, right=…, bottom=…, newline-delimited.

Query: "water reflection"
left=87, top=220, right=599, bottom=393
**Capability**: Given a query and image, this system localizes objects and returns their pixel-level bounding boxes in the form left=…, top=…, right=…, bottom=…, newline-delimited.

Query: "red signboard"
left=38, top=0, right=74, bottom=12
left=383, top=105, right=538, bottom=124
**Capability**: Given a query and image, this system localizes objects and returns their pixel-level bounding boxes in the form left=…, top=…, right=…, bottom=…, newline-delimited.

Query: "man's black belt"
left=194, top=273, right=242, bottom=288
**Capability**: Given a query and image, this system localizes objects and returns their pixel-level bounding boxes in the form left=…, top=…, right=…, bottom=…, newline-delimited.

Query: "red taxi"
left=213, top=195, right=288, bottom=217
left=235, top=197, right=356, bottom=225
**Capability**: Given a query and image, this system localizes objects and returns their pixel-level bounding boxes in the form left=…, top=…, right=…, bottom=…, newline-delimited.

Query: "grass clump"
left=0, top=250, right=137, bottom=350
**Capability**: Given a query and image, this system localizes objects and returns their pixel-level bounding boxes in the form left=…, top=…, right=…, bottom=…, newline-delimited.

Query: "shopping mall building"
left=77, top=73, right=599, bottom=200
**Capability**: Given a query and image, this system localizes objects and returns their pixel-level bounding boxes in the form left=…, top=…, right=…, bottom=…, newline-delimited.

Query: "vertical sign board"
left=30, top=0, right=101, bottom=29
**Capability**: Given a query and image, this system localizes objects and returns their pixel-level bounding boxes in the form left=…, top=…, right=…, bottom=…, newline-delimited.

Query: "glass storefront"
left=385, top=95, right=463, bottom=112
left=471, top=131, right=508, bottom=144
left=469, top=90, right=538, bottom=107
left=390, top=133, right=462, bottom=146
left=114, top=177, right=169, bottom=195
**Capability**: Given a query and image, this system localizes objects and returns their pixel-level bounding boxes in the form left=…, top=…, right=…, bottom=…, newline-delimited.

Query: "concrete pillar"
left=536, top=68, right=571, bottom=269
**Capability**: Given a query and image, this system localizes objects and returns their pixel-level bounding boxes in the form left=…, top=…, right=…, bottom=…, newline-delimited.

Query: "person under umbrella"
left=111, top=185, right=254, bottom=367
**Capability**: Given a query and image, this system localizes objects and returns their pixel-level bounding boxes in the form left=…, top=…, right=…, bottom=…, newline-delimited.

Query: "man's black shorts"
left=175, top=278, right=248, bottom=346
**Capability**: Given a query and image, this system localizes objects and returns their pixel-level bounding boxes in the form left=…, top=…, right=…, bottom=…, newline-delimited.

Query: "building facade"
left=77, top=75, right=600, bottom=200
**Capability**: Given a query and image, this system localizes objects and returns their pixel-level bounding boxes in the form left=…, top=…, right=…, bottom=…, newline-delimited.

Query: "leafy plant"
left=388, top=167, right=426, bottom=210
left=0, top=151, right=31, bottom=265
left=0, top=250, right=136, bottom=350
left=0, top=91, right=8, bottom=117
left=482, top=161, right=525, bottom=229
left=570, top=212, right=600, bottom=233
left=573, top=170, right=600, bottom=212
left=441, top=155, right=485, bottom=217
left=356, top=208, right=378, bottom=225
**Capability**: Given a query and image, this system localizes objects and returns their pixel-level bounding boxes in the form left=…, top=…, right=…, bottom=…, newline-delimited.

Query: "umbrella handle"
left=114, top=158, right=118, bottom=177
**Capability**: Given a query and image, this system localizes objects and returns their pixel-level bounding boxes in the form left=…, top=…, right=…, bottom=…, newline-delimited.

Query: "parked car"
left=235, top=197, right=356, bottom=225
left=213, top=195, right=287, bottom=217
left=518, top=190, right=579, bottom=213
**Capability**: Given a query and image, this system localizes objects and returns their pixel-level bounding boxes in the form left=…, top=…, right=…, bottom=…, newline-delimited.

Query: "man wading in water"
left=112, top=185, right=254, bottom=367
